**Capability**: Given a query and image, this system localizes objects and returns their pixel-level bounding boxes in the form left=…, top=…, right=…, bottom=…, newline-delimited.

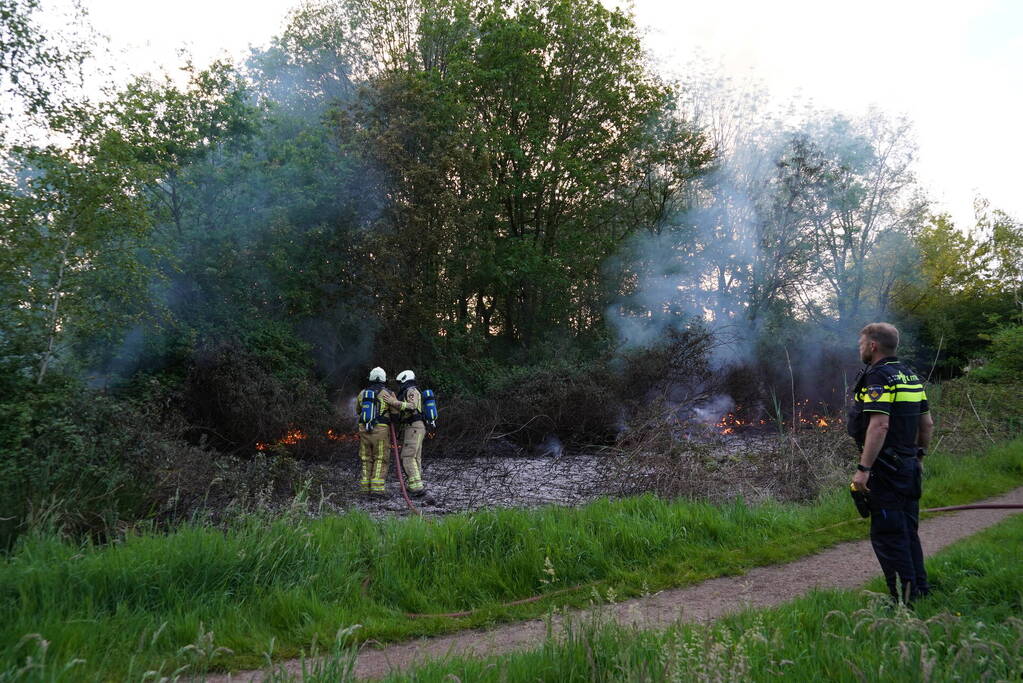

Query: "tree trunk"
left=37, top=231, right=72, bottom=385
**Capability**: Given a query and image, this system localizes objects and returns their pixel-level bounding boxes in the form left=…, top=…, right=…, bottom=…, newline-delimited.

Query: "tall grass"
left=1, top=439, right=1022, bottom=679
left=310, top=513, right=1023, bottom=682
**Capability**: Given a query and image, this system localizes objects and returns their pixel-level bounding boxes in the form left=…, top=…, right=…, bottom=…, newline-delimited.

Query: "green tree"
left=786, top=112, right=927, bottom=328
left=982, top=205, right=1023, bottom=317
left=0, top=103, right=157, bottom=383
left=335, top=0, right=712, bottom=356
left=0, top=0, right=90, bottom=132
left=106, top=61, right=257, bottom=239
left=895, top=214, right=991, bottom=314
left=891, top=213, right=1015, bottom=375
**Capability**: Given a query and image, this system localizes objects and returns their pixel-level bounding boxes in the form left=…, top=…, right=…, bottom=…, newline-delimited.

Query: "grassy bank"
left=360, top=510, right=1023, bottom=683
left=2, top=438, right=1022, bottom=679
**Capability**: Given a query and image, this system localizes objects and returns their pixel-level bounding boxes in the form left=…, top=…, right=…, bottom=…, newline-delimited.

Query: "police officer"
left=356, top=367, right=410, bottom=495
left=395, top=370, right=427, bottom=497
left=848, top=323, right=934, bottom=604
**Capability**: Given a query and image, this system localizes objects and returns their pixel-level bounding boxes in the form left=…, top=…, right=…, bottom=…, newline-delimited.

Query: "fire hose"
left=920, top=503, right=1023, bottom=512
left=381, top=501, right=1023, bottom=620
left=817, top=490, right=1023, bottom=533
left=389, top=423, right=422, bottom=517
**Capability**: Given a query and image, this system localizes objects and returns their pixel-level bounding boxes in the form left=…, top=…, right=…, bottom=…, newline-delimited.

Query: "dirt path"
left=210, top=487, right=1023, bottom=681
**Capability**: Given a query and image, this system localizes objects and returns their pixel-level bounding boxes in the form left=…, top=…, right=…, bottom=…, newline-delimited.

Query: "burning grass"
left=144, top=376, right=1023, bottom=524
left=588, top=375, right=1022, bottom=507
left=592, top=397, right=852, bottom=505
left=256, top=428, right=360, bottom=451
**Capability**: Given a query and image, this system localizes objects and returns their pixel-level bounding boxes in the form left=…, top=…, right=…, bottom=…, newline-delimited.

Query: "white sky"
left=64, top=0, right=1023, bottom=229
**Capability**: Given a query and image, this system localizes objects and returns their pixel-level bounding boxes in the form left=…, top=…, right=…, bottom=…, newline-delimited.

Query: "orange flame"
left=714, top=408, right=838, bottom=435
left=280, top=429, right=306, bottom=444
left=257, top=428, right=359, bottom=450
left=327, top=429, right=360, bottom=442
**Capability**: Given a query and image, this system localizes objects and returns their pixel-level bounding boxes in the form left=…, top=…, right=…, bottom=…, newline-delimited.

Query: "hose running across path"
left=394, top=501, right=1023, bottom=620
left=206, top=487, right=1023, bottom=682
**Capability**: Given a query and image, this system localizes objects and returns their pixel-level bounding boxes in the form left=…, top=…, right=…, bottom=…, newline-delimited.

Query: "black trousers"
left=868, top=455, right=929, bottom=602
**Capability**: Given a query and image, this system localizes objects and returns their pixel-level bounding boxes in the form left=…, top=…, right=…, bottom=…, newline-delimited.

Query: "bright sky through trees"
left=52, top=0, right=1023, bottom=230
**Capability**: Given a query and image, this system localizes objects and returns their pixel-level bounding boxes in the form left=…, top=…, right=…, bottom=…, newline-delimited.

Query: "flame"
left=257, top=428, right=359, bottom=450
left=714, top=408, right=839, bottom=435
left=716, top=412, right=747, bottom=436
left=327, top=429, right=359, bottom=442
left=716, top=413, right=746, bottom=428
left=280, top=429, right=306, bottom=445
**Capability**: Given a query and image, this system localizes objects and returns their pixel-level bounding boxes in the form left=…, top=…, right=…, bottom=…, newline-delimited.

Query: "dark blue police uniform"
left=847, top=357, right=930, bottom=602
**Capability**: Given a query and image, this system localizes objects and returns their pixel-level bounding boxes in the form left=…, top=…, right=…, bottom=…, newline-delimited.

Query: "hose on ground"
left=390, top=423, right=422, bottom=518
left=922, top=503, right=1023, bottom=512
left=394, top=503, right=1023, bottom=620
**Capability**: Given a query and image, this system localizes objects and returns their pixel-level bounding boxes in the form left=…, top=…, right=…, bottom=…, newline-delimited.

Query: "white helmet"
left=396, top=370, right=415, bottom=383
left=369, top=367, right=386, bottom=382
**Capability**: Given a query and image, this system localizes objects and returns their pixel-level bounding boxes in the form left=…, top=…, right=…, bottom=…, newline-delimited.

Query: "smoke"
left=691, top=394, right=734, bottom=425
left=76, top=19, right=393, bottom=389
left=606, top=79, right=780, bottom=363
left=537, top=434, right=564, bottom=458
left=606, top=74, right=926, bottom=413
left=606, top=137, right=775, bottom=364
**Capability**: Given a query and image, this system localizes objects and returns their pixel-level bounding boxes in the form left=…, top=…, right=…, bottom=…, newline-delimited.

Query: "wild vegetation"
left=1, top=436, right=1021, bottom=679
left=1, top=0, right=1022, bottom=678
left=343, top=512, right=1023, bottom=683
left=2, top=0, right=1021, bottom=547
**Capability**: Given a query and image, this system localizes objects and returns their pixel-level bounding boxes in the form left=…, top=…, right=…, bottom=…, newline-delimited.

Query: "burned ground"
left=151, top=420, right=853, bottom=523
left=145, top=377, right=1019, bottom=526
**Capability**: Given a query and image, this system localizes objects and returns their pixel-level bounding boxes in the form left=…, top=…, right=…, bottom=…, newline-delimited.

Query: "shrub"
left=179, top=335, right=335, bottom=458
left=971, top=324, right=1023, bottom=382
left=0, top=373, right=171, bottom=549
left=423, top=327, right=719, bottom=455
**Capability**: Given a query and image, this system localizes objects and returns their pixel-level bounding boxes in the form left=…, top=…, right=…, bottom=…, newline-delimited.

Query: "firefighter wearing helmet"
left=395, top=370, right=427, bottom=496
left=355, top=367, right=409, bottom=495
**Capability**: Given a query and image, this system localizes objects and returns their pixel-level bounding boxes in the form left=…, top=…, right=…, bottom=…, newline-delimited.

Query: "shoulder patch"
left=865, top=385, right=885, bottom=401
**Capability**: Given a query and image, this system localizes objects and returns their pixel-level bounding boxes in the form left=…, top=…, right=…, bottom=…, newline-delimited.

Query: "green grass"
left=360, top=511, right=1023, bottom=683
left=1, top=438, right=1022, bottom=680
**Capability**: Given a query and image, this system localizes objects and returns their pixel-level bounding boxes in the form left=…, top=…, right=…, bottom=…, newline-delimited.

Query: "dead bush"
left=426, top=393, right=502, bottom=457
left=613, top=327, right=719, bottom=409
left=593, top=402, right=852, bottom=504
left=488, top=364, right=620, bottom=451
left=180, top=341, right=335, bottom=458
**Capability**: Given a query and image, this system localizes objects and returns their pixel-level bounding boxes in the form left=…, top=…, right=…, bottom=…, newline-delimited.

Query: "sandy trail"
left=209, top=486, right=1023, bottom=681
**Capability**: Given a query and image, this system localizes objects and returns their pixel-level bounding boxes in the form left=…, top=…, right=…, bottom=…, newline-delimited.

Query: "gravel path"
left=209, top=486, right=1023, bottom=681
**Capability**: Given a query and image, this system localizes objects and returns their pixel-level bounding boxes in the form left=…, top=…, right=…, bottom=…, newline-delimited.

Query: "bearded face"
left=858, top=335, right=875, bottom=364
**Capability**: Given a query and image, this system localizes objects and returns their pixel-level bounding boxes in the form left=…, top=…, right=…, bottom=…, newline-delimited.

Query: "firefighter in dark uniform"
left=849, top=323, right=934, bottom=604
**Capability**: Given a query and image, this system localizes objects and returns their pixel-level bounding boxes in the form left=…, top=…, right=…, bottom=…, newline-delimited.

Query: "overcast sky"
left=70, top=0, right=1023, bottom=230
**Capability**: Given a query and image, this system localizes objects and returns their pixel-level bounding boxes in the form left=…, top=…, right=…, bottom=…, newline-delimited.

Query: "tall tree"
left=977, top=201, right=1023, bottom=317
left=787, top=111, right=927, bottom=327
left=0, top=0, right=90, bottom=133
left=891, top=212, right=1015, bottom=375
left=337, top=0, right=712, bottom=353
left=0, top=103, right=156, bottom=383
